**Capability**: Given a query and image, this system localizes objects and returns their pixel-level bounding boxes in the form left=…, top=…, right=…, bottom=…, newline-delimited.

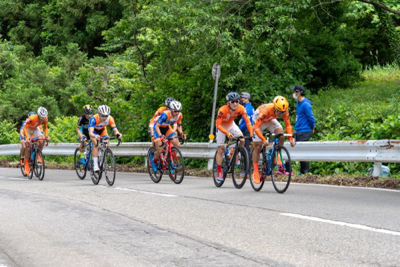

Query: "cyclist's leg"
left=154, top=126, right=169, bottom=159
left=91, top=128, right=106, bottom=170
left=270, top=120, right=284, bottom=146
left=20, top=138, right=26, bottom=164
left=230, top=122, right=244, bottom=146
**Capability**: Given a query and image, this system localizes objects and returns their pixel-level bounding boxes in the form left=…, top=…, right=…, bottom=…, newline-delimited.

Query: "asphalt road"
left=0, top=168, right=399, bottom=267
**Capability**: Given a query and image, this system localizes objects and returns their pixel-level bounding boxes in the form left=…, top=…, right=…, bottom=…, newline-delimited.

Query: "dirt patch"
left=2, top=159, right=399, bottom=190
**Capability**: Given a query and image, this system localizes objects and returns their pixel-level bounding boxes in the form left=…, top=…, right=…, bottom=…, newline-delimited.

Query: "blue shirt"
left=239, top=102, right=254, bottom=131
left=295, top=98, right=315, bottom=133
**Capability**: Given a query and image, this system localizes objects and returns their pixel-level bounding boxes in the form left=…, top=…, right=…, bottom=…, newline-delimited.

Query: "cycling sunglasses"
left=229, top=100, right=239, bottom=104
left=100, top=114, right=109, bottom=118
left=275, top=110, right=286, bottom=115
left=172, top=110, right=181, bottom=113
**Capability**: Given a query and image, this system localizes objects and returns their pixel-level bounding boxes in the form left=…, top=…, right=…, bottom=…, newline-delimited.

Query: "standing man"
left=292, top=84, right=315, bottom=176
left=238, top=92, right=254, bottom=156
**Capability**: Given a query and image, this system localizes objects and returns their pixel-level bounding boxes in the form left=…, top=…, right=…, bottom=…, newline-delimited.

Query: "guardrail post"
left=372, top=162, right=382, bottom=177
left=208, top=159, right=214, bottom=170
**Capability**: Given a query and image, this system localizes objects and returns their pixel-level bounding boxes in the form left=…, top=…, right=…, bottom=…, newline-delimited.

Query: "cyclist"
left=149, top=97, right=177, bottom=141
left=23, top=107, right=50, bottom=175
left=151, top=100, right=187, bottom=172
left=215, top=92, right=253, bottom=181
left=19, top=112, right=37, bottom=165
left=88, top=105, right=122, bottom=172
left=252, top=96, right=295, bottom=184
left=76, top=105, right=94, bottom=164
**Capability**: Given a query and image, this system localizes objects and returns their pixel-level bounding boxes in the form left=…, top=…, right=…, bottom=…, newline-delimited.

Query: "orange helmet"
left=273, top=96, right=289, bottom=112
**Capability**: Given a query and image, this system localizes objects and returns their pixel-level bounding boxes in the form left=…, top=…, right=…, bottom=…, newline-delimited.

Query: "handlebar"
left=96, top=136, right=122, bottom=147
left=30, top=138, right=49, bottom=146
left=158, top=135, right=186, bottom=147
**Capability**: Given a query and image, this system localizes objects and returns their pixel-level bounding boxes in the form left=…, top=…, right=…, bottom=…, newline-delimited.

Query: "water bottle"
left=235, top=153, right=240, bottom=167
left=31, top=151, right=35, bottom=161
left=228, top=148, right=234, bottom=159
left=267, top=150, right=272, bottom=161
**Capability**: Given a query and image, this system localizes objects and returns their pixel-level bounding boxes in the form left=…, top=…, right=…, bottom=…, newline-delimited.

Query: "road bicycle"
left=212, top=136, right=250, bottom=189
left=250, top=133, right=292, bottom=193
left=26, top=138, right=48, bottom=180
left=73, top=137, right=94, bottom=180
left=91, top=136, right=121, bottom=186
left=146, top=136, right=185, bottom=184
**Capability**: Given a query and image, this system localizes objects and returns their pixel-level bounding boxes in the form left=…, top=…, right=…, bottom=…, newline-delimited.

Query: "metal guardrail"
left=1, top=140, right=399, bottom=176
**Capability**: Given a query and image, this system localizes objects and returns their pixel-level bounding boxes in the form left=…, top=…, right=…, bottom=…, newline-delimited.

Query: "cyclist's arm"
left=19, top=129, right=25, bottom=140
left=283, top=112, right=293, bottom=142
left=216, top=112, right=230, bottom=136
left=76, top=127, right=83, bottom=139
left=23, top=120, right=30, bottom=140
left=155, top=112, right=168, bottom=137
left=43, top=119, right=49, bottom=138
left=88, top=117, right=98, bottom=139
left=254, top=118, right=267, bottom=142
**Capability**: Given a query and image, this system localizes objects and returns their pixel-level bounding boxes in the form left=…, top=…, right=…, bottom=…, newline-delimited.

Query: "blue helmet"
left=28, top=111, right=36, bottom=117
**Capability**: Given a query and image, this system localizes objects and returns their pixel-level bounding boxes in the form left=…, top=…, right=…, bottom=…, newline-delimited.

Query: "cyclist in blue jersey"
left=238, top=92, right=254, bottom=156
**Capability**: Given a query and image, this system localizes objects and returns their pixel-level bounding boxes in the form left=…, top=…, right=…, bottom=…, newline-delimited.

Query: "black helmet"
left=226, top=92, right=240, bottom=101
left=82, top=105, right=93, bottom=115
left=165, top=97, right=176, bottom=109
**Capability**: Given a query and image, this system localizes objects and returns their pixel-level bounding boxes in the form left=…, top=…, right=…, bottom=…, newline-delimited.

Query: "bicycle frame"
left=219, top=136, right=249, bottom=175
left=158, top=136, right=184, bottom=171
left=263, top=133, right=292, bottom=176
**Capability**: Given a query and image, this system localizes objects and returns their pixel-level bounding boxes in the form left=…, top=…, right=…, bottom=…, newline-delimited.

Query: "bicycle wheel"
left=74, top=147, right=87, bottom=180
left=147, top=147, right=162, bottom=183
left=34, top=149, right=45, bottom=180
left=103, top=148, right=116, bottom=186
left=249, top=147, right=266, bottom=192
left=27, top=159, right=34, bottom=180
left=90, top=148, right=103, bottom=185
left=270, top=146, right=292, bottom=193
left=20, top=152, right=27, bottom=177
left=168, top=147, right=185, bottom=184
left=232, top=146, right=249, bottom=189
left=212, top=150, right=227, bottom=187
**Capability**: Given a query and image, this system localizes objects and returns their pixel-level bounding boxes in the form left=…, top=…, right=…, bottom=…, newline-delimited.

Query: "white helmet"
left=169, top=101, right=182, bottom=111
left=37, top=107, right=48, bottom=118
left=98, top=105, right=111, bottom=116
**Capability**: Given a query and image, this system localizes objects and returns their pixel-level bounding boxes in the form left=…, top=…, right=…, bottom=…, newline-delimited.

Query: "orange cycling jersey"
left=216, top=105, right=253, bottom=136
left=156, top=110, right=182, bottom=127
left=149, top=107, right=168, bottom=126
left=254, top=104, right=293, bottom=142
left=23, top=115, right=48, bottom=138
left=88, top=114, right=117, bottom=130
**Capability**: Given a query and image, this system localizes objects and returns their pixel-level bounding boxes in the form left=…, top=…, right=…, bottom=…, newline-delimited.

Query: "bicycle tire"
left=232, top=146, right=249, bottom=189
left=27, top=158, right=33, bottom=180
left=168, top=147, right=185, bottom=184
left=103, top=148, right=116, bottom=186
left=35, top=149, right=45, bottom=180
left=212, top=150, right=226, bottom=187
left=147, top=147, right=162, bottom=183
left=20, top=152, right=27, bottom=177
left=249, top=147, right=266, bottom=192
left=74, top=147, right=87, bottom=180
left=91, top=148, right=103, bottom=185
left=270, top=146, right=291, bottom=193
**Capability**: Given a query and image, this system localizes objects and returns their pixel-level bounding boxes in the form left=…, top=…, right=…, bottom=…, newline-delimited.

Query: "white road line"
left=113, top=187, right=177, bottom=197
left=281, top=213, right=400, bottom=236
left=292, top=182, right=400, bottom=192
left=0, top=176, right=26, bottom=181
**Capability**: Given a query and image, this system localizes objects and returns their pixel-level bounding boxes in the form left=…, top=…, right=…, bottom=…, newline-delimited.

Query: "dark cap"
left=240, top=92, right=251, bottom=99
left=292, top=84, right=305, bottom=92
